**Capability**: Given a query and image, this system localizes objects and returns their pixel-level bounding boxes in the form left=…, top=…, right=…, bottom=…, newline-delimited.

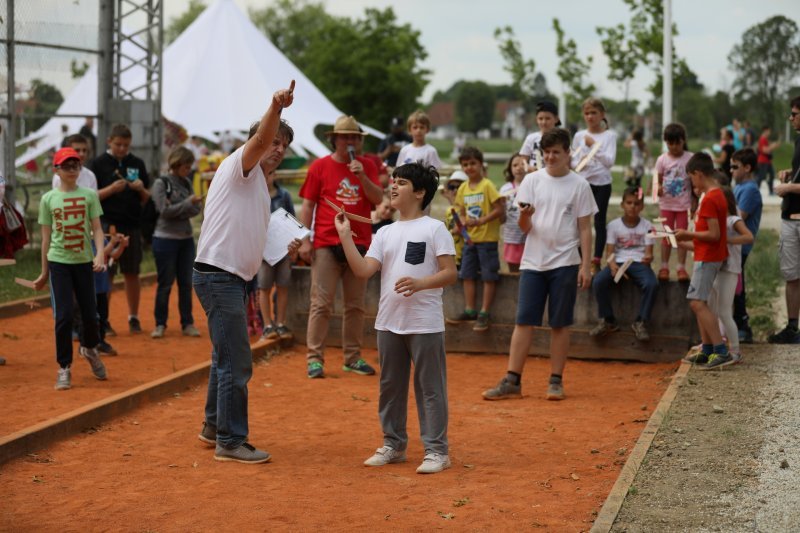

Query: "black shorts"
left=103, top=222, right=143, bottom=275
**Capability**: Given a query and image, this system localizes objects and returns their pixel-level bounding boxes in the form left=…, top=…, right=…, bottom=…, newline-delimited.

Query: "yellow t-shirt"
left=454, top=178, right=501, bottom=243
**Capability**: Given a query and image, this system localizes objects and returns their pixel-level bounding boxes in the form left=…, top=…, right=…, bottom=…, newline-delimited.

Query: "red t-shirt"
left=299, top=155, right=379, bottom=248
left=694, top=187, right=728, bottom=262
left=757, top=135, right=770, bottom=164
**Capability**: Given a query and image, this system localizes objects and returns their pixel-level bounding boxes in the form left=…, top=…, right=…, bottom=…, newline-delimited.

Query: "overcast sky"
left=161, top=0, right=797, bottom=108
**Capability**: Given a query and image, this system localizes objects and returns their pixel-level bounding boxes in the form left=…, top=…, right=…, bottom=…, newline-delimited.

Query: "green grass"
left=744, top=228, right=781, bottom=337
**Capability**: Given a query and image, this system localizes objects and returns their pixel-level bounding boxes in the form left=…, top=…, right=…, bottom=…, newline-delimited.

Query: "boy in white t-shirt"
left=395, top=110, right=443, bottom=169
left=589, top=187, right=658, bottom=342
left=334, top=162, right=457, bottom=474
left=482, top=129, right=597, bottom=401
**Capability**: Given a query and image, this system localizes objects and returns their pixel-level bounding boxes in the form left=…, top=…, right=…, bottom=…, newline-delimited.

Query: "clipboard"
left=263, top=208, right=310, bottom=266
left=575, top=142, right=602, bottom=173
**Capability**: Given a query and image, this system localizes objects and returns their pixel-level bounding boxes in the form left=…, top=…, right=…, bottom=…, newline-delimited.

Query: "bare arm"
left=675, top=217, right=720, bottom=242
left=518, top=204, right=534, bottom=233
left=334, top=212, right=381, bottom=279
left=33, top=225, right=52, bottom=290
left=241, top=81, right=295, bottom=174
left=577, top=214, right=592, bottom=289
left=729, top=219, right=754, bottom=246
left=91, top=217, right=106, bottom=272
left=298, top=198, right=316, bottom=263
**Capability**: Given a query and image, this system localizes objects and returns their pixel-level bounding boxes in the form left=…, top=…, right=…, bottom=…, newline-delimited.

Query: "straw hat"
left=326, top=115, right=367, bottom=136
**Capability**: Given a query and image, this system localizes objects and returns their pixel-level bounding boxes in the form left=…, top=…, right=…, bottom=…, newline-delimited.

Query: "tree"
left=595, top=23, right=639, bottom=103
left=454, top=81, right=495, bottom=134
left=250, top=2, right=429, bottom=130
left=29, top=79, right=64, bottom=131
left=728, top=15, right=800, bottom=131
left=552, top=18, right=595, bottom=121
left=493, top=26, right=537, bottom=109
left=70, top=59, right=89, bottom=79
left=165, top=0, right=206, bottom=44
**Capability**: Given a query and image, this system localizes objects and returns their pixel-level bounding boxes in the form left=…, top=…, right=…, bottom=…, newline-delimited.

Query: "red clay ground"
left=0, top=283, right=677, bottom=531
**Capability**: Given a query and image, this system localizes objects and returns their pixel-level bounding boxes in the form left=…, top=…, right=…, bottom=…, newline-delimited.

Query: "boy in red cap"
left=34, top=147, right=108, bottom=390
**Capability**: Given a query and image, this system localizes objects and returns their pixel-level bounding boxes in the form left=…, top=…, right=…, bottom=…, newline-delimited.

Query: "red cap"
left=54, top=147, right=81, bottom=166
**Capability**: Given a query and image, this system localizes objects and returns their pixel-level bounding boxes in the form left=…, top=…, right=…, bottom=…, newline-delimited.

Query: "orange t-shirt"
left=694, top=187, right=728, bottom=262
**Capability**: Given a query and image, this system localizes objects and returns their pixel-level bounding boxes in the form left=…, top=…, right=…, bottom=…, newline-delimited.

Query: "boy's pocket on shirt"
left=405, top=242, right=426, bottom=265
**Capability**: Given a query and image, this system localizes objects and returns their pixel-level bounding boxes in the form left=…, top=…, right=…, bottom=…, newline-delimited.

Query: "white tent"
left=16, top=0, right=382, bottom=167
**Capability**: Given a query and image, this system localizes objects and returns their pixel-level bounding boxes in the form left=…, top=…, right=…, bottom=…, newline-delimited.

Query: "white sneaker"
left=416, top=453, right=451, bottom=474
left=79, top=346, right=107, bottom=380
left=151, top=325, right=166, bottom=339
left=55, top=367, right=71, bottom=390
left=363, top=446, right=407, bottom=467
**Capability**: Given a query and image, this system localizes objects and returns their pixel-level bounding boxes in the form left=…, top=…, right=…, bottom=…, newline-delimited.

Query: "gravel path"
left=612, top=343, right=800, bottom=532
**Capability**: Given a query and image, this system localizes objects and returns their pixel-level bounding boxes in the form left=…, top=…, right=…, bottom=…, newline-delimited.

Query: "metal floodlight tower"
left=662, top=0, right=673, bottom=136
left=98, top=0, right=163, bottom=175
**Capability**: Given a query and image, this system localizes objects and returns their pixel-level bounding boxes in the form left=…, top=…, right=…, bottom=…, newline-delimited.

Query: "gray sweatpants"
left=376, top=330, right=449, bottom=455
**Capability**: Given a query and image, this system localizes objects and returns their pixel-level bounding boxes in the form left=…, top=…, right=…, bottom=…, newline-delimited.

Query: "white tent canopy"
left=17, top=0, right=382, bottom=167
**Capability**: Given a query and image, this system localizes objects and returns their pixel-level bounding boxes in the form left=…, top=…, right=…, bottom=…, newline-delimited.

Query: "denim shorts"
left=459, top=242, right=500, bottom=281
left=686, top=261, right=722, bottom=301
left=516, top=265, right=579, bottom=328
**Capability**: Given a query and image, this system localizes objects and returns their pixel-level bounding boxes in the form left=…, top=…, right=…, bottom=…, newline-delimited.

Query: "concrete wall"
left=286, top=267, right=695, bottom=363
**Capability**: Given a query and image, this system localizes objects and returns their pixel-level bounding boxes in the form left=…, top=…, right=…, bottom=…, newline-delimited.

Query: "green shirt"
left=38, top=187, right=103, bottom=264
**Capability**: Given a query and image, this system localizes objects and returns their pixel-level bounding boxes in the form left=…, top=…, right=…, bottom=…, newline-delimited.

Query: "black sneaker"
left=738, top=327, right=754, bottom=345
left=684, top=352, right=710, bottom=365
left=697, top=352, right=735, bottom=371
left=473, top=312, right=490, bottom=332
left=445, top=311, right=477, bottom=324
left=343, top=358, right=376, bottom=376
left=768, top=326, right=800, bottom=344
left=275, top=324, right=293, bottom=340
left=128, top=317, right=142, bottom=334
left=97, top=340, right=118, bottom=356
left=198, top=421, right=216, bottom=446
left=214, top=442, right=271, bottom=464
left=105, top=322, right=117, bottom=337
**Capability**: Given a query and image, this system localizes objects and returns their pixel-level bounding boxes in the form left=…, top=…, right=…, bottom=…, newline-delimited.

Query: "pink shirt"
left=656, top=151, right=693, bottom=211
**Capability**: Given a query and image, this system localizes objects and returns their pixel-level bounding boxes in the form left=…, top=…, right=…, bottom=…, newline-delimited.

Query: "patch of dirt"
left=0, top=317, right=676, bottom=531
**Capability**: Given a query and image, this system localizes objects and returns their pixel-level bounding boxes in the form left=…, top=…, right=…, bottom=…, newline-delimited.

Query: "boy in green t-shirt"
left=447, top=147, right=504, bottom=331
left=35, top=147, right=108, bottom=390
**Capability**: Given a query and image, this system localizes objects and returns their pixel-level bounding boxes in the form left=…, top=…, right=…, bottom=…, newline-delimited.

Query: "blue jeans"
left=152, top=236, right=195, bottom=328
left=193, top=269, right=252, bottom=448
left=592, top=262, right=658, bottom=322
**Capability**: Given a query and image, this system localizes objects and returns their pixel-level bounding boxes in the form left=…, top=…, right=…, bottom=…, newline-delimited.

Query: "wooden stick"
left=0, top=259, right=16, bottom=266
left=663, top=224, right=678, bottom=248
left=323, top=197, right=373, bottom=224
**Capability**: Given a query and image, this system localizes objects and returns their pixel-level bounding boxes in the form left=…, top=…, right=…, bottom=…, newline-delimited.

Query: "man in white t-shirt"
left=589, top=188, right=658, bottom=342
left=334, top=162, right=457, bottom=474
left=483, top=128, right=597, bottom=402
left=193, top=82, right=296, bottom=465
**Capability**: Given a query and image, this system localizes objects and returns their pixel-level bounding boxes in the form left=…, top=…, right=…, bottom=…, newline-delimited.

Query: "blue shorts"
left=459, top=242, right=500, bottom=282
left=516, top=265, right=579, bottom=328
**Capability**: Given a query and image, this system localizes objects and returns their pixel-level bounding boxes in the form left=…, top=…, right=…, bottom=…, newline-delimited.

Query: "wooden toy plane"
left=0, top=259, right=16, bottom=266
left=575, top=142, right=602, bottom=173
left=324, top=197, right=373, bottom=224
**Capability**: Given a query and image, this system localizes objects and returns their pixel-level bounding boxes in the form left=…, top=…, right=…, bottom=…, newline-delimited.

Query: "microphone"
left=347, top=145, right=356, bottom=163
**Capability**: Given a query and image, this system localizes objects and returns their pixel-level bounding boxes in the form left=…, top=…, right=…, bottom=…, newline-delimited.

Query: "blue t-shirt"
left=270, top=184, right=295, bottom=215
left=733, top=180, right=761, bottom=255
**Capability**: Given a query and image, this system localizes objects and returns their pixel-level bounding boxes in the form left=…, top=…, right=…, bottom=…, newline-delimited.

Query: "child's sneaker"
left=261, top=324, right=278, bottom=341
left=275, top=324, right=293, bottom=340
left=589, top=319, right=619, bottom=337
left=676, top=268, right=690, bottom=282
left=697, top=352, right=735, bottom=371
left=684, top=351, right=709, bottom=364
left=97, top=340, right=118, bottom=356
left=473, top=312, right=490, bottom=332
left=151, top=325, right=166, bottom=339
left=657, top=268, right=670, bottom=281
left=182, top=324, right=201, bottom=337
left=55, top=367, right=71, bottom=390
left=129, top=316, right=142, bottom=334
left=416, top=453, right=451, bottom=474
left=546, top=381, right=565, bottom=401
left=446, top=310, right=477, bottom=324
left=79, top=346, right=107, bottom=380
left=482, top=378, right=522, bottom=400
left=307, top=360, right=325, bottom=379
left=730, top=352, right=743, bottom=365
left=343, top=358, right=376, bottom=376
left=631, top=321, right=650, bottom=341
left=364, top=446, right=407, bottom=466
